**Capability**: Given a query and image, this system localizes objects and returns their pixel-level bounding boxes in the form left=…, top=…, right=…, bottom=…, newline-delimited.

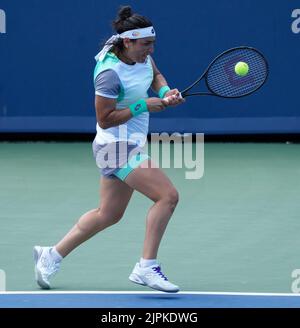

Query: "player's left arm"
left=149, top=56, right=184, bottom=105
left=150, top=56, right=168, bottom=93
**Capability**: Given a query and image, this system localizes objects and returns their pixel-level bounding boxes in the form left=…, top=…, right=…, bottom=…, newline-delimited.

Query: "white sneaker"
left=33, top=246, right=60, bottom=289
left=129, top=263, right=179, bottom=293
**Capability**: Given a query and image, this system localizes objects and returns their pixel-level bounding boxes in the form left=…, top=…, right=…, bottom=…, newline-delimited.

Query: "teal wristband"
left=158, top=85, right=171, bottom=99
left=129, top=99, right=148, bottom=117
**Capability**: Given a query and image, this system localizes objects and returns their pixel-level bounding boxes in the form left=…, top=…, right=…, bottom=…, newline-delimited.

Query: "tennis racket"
left=166, top=46, right=268, bottom=100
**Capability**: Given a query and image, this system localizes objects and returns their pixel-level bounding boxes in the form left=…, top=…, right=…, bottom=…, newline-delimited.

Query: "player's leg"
left=55, top=176, right=134, bottom=257
left=124, top=160, right=179, bottom=259
left=34, top=177, right=134, bottom=289
left=123, top=160, right=180, bottom=292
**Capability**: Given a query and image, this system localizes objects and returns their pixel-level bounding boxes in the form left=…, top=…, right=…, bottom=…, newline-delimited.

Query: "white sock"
left=140, top=258, right=158, bottom=268
left=50, top=247, right=63, bottom=263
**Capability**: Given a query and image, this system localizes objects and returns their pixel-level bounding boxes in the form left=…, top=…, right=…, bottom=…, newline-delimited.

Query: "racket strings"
left=206, top=48, right=268, bottom=97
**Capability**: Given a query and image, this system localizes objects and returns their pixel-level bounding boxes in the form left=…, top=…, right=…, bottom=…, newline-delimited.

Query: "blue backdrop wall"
left=0, top=0, right=299, bottom=134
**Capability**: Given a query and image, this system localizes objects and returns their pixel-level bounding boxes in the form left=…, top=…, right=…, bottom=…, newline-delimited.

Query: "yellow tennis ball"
left=234, top=62, right=249, bottom=76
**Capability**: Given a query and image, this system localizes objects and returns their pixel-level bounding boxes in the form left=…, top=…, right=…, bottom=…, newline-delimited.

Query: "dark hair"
left=106, top=6, right=153, bottom=54
left=113, top=5, right=152, bottom=33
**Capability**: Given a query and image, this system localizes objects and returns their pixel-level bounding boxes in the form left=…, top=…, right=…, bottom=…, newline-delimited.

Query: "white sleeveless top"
left=93, top=52, right=153, bottom=146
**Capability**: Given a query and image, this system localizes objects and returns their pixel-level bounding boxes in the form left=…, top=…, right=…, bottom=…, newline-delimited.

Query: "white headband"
left=119, top=26, right=155, bottom=39
left=95, top=26, right=156, bottom=62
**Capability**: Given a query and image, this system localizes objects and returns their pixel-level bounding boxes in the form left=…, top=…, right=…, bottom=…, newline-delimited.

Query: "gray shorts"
left=92, top=140, right=150, bottom=180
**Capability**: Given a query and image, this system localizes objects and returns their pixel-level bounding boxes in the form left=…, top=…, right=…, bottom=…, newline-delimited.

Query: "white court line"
left=0, top=291, right=299, bottom=297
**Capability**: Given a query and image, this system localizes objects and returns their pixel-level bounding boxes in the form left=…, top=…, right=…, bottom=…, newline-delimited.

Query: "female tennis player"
left=34, top=6, right=184, bottom=293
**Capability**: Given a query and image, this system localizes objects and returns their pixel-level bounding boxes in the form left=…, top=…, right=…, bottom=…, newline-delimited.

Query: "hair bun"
left=118, top=6, right=133, bottom=20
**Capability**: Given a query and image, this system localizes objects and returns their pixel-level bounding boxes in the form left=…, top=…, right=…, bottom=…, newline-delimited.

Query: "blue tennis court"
left=1, top=291, right=300, bottom=308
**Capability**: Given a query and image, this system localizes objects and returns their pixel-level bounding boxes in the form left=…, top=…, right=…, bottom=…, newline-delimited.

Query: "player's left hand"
left=163, top=89, right=185, bottom=107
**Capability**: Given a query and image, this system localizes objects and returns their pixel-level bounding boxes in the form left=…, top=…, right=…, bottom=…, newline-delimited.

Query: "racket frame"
left=181, top=46, right=269, bottom=99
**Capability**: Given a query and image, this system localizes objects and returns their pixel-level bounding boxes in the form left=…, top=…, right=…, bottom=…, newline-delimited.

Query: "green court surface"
left=0, top=141, right=300, bottom=292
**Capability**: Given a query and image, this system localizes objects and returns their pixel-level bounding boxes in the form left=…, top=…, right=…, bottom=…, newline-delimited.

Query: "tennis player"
left=34, top=6, right=184, bottom=293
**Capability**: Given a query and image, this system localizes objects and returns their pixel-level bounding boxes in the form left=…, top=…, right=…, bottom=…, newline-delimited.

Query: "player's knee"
left=164, top=188, right=179, bottom=212
left=98, top=207, right=124, bottom=225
